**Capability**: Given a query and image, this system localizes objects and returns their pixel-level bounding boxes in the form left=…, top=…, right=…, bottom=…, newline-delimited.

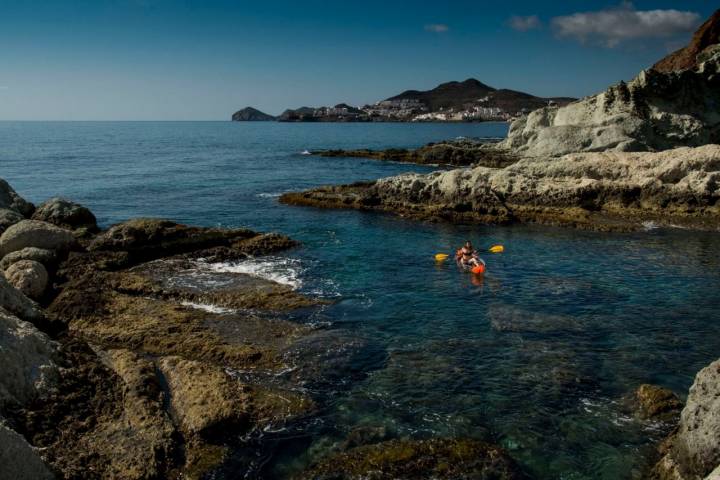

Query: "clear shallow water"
left=3, top=121, right=720, bottom=479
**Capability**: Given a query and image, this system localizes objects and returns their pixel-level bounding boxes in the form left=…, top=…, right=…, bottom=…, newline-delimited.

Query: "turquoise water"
left=3, top=121, right=720, bottom=479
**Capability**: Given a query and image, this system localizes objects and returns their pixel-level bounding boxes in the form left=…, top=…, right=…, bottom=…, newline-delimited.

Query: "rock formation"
left=295, top=438, right=528, bottom=479
left=282, top=145, right=720, bottom=231
left=651, top=358, right=720, bottom=480
left=313, top=138, right=518, bottom=168
left=0, top=179, right=366, bottom=478
left=502, top=49, right=720, bottom=157
left=31, top=197, right=98, bottom=232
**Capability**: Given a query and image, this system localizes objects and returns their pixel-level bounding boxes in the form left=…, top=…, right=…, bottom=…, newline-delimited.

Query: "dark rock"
left=0, top=179, right=34, bottom=218
left=633, top=384, right=683, bottom=420
left=314, top=139, right=518, bottom=168
left=0, top=209, right=24, bottom=236
left=31, top=197, right=98, bottom=232
left=295, top=438, right=528, bottom=480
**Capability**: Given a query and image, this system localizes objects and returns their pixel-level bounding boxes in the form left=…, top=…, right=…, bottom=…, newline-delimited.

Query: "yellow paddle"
left=435, top=245, right=504, bottom=261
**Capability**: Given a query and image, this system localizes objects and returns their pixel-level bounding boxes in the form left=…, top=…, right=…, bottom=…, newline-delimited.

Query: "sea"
left=3, top=121, right=720, bottom=479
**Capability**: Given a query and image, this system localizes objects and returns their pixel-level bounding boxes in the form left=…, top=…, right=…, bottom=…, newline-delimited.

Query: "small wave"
left=204, top=256, right=303, bottom=289
left=256, top=192, right=283, bottom=198
left=642, top=221, right=659, bottom=231
left=180, top=301, right=235, bottom=314
left=300, top=150, right=311, bottom=155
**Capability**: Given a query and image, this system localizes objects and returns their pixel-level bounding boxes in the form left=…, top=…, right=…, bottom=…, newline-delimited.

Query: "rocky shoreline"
left=0, top=179, right=533, bottom=479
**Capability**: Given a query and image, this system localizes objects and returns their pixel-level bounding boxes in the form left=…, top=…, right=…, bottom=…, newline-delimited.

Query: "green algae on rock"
left=295, top=438, right=529, bottom=480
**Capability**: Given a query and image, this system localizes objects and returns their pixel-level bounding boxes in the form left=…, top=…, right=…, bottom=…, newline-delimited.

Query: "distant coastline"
left=232, top=78, right=575, bottom=123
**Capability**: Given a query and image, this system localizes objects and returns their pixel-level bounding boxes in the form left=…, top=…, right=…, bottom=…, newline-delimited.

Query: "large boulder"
left=0, top=179, right=34, bottom=217
left=0, top=220, right=76, bottom=258
left=0, top=274, right=44, bottom=324
left=4, top=260, right=49, bottom=301
left=634, top=384, right=684, bottom=420
left=0, top=308, right=58, bottom=409
left=652, top=358, right=720, bottom=479
left=31, top=197, right=98, bottom=232
left=0, top=247, right=57, bottom=272
left=0, top=208, right=24, bottom=235
left=0, top=421, right=55, bottom=480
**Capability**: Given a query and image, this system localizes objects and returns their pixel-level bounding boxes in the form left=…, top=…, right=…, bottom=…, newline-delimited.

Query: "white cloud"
left=508, top=15, right=541, bottom=32
left=424, top=24, right=449, bottom=33
left=551, top=2, right=700, bottom=48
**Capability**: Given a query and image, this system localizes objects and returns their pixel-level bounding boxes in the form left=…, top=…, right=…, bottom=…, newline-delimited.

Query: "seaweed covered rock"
left=158, top=356, right=250, bottom=437
left=0, top=220, right=76, bottom=258
left=296, top=438, right=528, bottom=480
left=31, top=197, right=98, bottom=232
left=88, top=218, right=257, bottom=260
left=634, top=384, right=683, bottom=420
left=4, top=260, right=49, bottom=301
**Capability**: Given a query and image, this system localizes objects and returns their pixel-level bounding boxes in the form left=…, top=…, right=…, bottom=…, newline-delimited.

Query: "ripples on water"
left=3, top=122, right=720, bottom=479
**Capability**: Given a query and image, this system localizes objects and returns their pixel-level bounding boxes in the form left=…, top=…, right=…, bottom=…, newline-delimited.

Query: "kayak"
left=458, top=260, right=485, bottom=275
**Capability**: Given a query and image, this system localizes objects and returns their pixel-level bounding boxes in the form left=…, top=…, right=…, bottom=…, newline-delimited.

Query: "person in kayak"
left=456, top=241, right=484, bottom=269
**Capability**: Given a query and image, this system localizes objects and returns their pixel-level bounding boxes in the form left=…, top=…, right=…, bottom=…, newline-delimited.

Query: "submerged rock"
left=651, top=358, right=720, bottom=480
left=31, top=197, right=98, bottom=232
left=5, top=260, right=49, bottom=301
left=0, top=220, right=76, bottom=258
left=296, top=438, right=528, bottom=480
left=633, top=384, right=683, bottom=421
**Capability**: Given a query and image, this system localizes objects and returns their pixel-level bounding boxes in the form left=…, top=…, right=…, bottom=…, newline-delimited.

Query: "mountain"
left=385, top=78, right=575, bottom=113
left=653, top=9, right=720, bottom=73
left=277, top=107, right=317, bottom=121
left=231, top=107, right=275, bottom=121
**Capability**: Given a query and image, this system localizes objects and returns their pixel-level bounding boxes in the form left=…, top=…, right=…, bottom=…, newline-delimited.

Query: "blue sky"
left=0, top=1, right=715, bottom=120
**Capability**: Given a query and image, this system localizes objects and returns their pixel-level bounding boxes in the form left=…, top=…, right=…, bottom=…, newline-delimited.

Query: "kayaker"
left=456, top=241, right=483, bottom=268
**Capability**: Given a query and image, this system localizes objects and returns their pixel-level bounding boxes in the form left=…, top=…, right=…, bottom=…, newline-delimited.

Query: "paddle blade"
left=489, top=245, right=504, bottom=253
left=435, top=253, right=449, bottom=261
